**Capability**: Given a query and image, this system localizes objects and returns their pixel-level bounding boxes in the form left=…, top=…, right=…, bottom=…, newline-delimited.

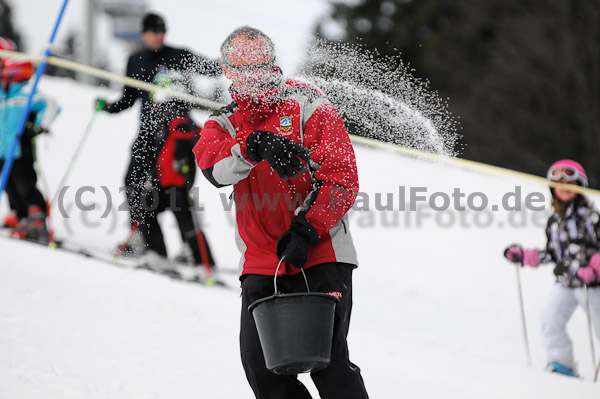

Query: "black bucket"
left=248, top=259, right=339, bottom=375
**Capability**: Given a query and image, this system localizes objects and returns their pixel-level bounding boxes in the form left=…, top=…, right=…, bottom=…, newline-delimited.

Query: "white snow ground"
left=1, top=77, right=600, bottom=398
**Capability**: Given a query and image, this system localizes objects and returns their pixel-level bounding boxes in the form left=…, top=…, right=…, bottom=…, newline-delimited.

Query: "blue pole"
left=0, top=0, right=70, bottom=203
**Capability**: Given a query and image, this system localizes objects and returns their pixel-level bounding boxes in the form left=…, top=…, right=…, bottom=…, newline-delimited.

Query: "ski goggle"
left=546, top=166, right=588, bottom=187
left=143, top=27, right=165, bottom=34
left=224, top=61, right=275, bottom=72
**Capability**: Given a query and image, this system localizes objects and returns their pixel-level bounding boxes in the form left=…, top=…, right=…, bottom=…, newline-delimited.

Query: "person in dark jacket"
left=97, top=12, right=219, bottom=272
left=193, top=26, right=369, bottom=399
left=504, top=159, right=600, bottom=377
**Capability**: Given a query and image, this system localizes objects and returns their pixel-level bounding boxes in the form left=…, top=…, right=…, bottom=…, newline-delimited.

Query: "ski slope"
left=1, top=77, right=600, bottom=398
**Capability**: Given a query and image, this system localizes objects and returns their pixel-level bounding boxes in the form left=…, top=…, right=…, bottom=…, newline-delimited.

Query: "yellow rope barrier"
left=350, top=134, right=600, bottom=196
left=3, top=49, right=598, bottom=196
left=0, top=49, right=223, bottom=110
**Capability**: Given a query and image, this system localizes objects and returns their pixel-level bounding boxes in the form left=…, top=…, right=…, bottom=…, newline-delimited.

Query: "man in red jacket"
left=193, top=26, right=368, bottom=399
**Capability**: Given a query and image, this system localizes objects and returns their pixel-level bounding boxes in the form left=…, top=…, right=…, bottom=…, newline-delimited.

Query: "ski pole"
left=510, top=245, right=532, bottom=367
left=0, top=0, right=69, bottom=203
left=583, top=284, right=597, bottom=374
left=595, top=357, right=600, bottom=382
left=50, top=100, right=103, bottom=206
left=189, top=195, right=215, bottom=285
left=113, top=220, right=140, bottom=260
left=30, top=136, right=57, bottom=248
left=45, top=198, right=56, bottom=248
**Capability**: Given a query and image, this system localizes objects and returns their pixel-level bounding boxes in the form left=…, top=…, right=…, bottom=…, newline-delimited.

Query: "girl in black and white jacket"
left=505, top=159, right=600, bottom=377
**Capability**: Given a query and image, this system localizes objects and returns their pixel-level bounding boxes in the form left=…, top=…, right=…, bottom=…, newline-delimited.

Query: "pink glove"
left=523, top=249, right=540, bottom=267
left=577, top=254, right=600, bottom=284
left=504, top=246, right=522, bottom=263
left=504, top=246, right=540, bottom=267
left=577, top=267, right=597, bottom=284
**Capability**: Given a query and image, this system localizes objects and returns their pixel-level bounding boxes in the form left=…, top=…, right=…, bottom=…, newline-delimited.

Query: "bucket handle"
left=274, top=256, right=310, bottom=294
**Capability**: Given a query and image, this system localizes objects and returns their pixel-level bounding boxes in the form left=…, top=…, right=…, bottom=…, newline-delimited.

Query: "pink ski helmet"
left=546, top=159, right=588, bottom=188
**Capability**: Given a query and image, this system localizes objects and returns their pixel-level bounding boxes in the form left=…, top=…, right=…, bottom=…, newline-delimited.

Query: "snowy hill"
left=1, top=76, right=600, bottom=398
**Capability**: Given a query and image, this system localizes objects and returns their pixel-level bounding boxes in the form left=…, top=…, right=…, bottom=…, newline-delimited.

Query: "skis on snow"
left=0, top=228, right=234, bottom=288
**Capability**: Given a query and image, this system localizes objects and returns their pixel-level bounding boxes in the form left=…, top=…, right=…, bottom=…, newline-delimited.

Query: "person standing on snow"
left=193, top=26, right=369, bottom=399
left=0, top=37, right=60, bottom=243
left=504, top=159, right=600, bottom=377
left=96, top=12, right=220, bottom=271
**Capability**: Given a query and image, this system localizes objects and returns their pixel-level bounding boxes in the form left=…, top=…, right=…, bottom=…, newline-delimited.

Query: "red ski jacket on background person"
left=193, top=79, right=359, bottom=276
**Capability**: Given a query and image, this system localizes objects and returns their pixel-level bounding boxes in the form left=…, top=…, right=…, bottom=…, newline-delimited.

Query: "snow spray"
left=296, top=39, right=460, bottom=157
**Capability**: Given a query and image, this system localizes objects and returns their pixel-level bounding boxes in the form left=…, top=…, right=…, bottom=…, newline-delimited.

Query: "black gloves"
left=24, top=121, right=47, bottom=137
left=94, top=97, right=113, bottom=113
left=246, top=130, right=311, bottom=180
left=277, top=216, right=319, bottom=269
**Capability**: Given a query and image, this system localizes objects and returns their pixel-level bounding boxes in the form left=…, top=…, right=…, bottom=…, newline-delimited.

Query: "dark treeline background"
left=316, top=0, right=600, bottom=188
left=2, top=0, right=598, bottom=186
left=0, top=0, right=23, bottom=49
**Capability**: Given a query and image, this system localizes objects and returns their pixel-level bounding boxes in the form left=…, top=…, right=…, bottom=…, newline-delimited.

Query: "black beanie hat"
left=142, top=13, right=166, bottom=33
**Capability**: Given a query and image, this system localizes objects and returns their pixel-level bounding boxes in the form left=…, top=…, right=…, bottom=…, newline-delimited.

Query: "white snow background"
left=12, top=0, right=333, bottom=78
left=1, top=76, right=600, bottom=398
left=2, top=0, right=600, bottom=397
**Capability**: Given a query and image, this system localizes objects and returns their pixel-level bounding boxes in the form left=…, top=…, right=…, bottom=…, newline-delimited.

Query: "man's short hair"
left=220, top=26, right=275, bottom=64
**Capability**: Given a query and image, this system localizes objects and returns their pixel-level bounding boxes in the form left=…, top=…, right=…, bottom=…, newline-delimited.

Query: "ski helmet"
left=1, top=59, right=34, bottom=84
left=0, top=37, right=32, bottom=85
left=546, top=159, right=588, bottom=188
left=0, top=37, right=17, bottom=51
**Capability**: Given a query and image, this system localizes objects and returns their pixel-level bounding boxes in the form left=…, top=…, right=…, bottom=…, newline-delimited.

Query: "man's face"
left=222, top=36, right=276, bottom=96
left=143, top=30, right=165, bottom=51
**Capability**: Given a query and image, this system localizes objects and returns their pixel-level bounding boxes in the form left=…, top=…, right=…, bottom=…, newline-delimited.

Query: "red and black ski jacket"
left=193, top=79, right=359, bottom=276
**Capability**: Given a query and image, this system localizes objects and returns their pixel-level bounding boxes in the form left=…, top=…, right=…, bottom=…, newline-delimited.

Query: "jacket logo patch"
left=279, top=116, right=292, bottom=133
left=326, top=291, right=342, bottom=299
